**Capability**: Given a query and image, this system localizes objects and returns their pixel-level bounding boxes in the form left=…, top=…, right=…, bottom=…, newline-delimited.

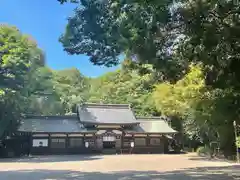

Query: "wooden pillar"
left=96, top=135, right=103, bottom=152
left=93, top=133, right=97, bottom=149
left=121, top=131, right=124, bottom=150
left=30, top=133, right=33, bottom=155
left=147, top=134, right=150, bottom=146
left=48, top=133, right=51, bottom=154
left=83, top=134, right=86, bottom=151
left=66, top=134, right=69, bottom=149
left=161, top=135, right=165, bottom=154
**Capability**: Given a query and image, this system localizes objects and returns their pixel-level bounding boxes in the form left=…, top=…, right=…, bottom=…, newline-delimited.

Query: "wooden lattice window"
left=149, top=138, right=161, bottom=146
left=69, top=138, right=83, bottom=148
left=134, top=138, right=146, bottom=146
left=51, top=138, right=66, bottom=148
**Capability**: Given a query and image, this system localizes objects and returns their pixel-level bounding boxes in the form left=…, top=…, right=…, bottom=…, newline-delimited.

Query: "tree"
left=171, top=1, right=239, bottom=88
left=57, top=0, right=79, bottom=4
left=172, top=0, right=240, bottom=157
left=87, top=63, right=159, bottom=116
left=52, top=68, right=89, bottom=113
left=59, top=0, right=187, bottom=81
left=0, top=25, right=45, bottom=137
left=153, top=64, right=238, bottom=157
left=26, top=67, right=65, bottom=115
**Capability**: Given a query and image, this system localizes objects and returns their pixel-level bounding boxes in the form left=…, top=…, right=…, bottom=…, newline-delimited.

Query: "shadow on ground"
left=165, top=151, right=187, bottom=155
left=0, top=155, right=102, bottom=163
left=0, top=165, right=239, bottom=180
left=187, top=155, right=235, bottom=163
left=0, top=152, right=186, bottom=163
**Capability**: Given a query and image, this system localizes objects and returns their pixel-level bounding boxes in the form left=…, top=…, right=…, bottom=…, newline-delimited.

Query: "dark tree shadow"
left=187, top=155, right=235, bottom=163
left=0, top=154, right=102, bottom=163
left=0, top=165, right=239, bottom=180
left=165, top=151, right=187, bottom=155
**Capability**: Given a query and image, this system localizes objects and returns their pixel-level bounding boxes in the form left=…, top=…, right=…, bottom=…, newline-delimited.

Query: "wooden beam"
left=68, top=134, right=84, bottom=137
left=32, top=134, right=49, bottom=137
left=50, top=134, right=67, bottom=137
left=134, top=134, right=148, bottom=137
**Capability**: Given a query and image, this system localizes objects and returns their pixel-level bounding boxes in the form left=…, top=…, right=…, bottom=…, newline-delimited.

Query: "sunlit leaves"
left=153, top=64, right=204, bottom=116
left=87, top=64, right=158, bottom=116
left=0, top=25, right=45, bottom=137
left=52, top=68, right=89, bottom=113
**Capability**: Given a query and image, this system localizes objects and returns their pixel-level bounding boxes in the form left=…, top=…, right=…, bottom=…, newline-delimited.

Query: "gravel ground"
left=0, top=153, right=239, bottom=180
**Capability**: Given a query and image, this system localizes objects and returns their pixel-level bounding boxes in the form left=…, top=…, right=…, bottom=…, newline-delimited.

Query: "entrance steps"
left=102, top=149, right=116, bottom=154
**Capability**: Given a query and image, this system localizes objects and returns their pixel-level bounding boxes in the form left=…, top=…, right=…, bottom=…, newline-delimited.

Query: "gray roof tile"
left=18, top=116, right=90, bottom=133
left=78, top=103, right=138, bottom=124
left=128, top=117, right=177, bottom=134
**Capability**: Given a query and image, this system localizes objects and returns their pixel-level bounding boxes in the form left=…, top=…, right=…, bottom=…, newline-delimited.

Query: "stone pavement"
left=0, top=153, right=239, bottom=180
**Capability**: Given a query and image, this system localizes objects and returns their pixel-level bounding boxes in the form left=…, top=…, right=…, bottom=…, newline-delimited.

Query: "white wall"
left=103, top=136, right=115, bottom=142
left=32, top=139, right=48, bottom=147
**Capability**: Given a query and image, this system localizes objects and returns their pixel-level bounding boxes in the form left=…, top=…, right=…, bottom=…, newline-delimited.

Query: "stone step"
left=102, top=149, right=117, bottom=154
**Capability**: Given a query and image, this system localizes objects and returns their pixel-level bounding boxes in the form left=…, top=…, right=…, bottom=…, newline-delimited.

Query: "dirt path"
left=0, top=153, right=238, bottom=180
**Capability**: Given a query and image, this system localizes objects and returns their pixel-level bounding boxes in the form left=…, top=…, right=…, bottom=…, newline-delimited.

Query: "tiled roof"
left=128, top=117, right=177, bottom=134
left=18, top=115, right=92, bottom=133
left=77, top=103, right=138, bottom=125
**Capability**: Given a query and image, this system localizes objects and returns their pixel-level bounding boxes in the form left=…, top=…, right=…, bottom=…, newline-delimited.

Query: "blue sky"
left=0, top=0, right=119, bottom=77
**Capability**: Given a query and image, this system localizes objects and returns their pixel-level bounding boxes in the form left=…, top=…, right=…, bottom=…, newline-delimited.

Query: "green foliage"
left=196, top=146, right=212, bottom=156
left=87, top=64, right=159, bottom=116
left=153, top=64, right=204, bottom=117
left=59, top=0, right=187, bottom=81
left=0, top=25, right=44, bottom=91
left=176, top=0, right=240, bottom=89
left=0, top=25, right=45, bottom=137
left=57, top=0, right=79, bottom=4
left=236, top=136, right=240, bottom=148
left=52, top=68, right=89, bottom=113
left=153, top=64, right=238, bottom=156
left=26, top=67, right=65, bottom=115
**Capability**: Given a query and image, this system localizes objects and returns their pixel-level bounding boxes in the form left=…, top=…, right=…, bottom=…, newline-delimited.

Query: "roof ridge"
left=81, top=103, right=130, bottom=108
left=25, top=115, right=77, bottom=120
left=137, top=116, right=168, bottom=120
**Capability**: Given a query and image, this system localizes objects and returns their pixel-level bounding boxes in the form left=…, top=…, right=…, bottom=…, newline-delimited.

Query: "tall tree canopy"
left=0, top=25, right=45, bottom=137
left=153, top=64, right=238, bottom=156
left=176, top=0, right=240, bottom=88
left=59, top=0, right=240, bottom=85
left=59, top=0, right=187, bottom=81
left=52, top=68, right=89, bottom=113
left=87, top=62, right=159, bottom=116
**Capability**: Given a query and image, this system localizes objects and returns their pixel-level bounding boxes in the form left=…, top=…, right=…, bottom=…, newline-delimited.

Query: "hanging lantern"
left=85, top=142, right=89, bottom=148
left=130, top=142, right=134, bottom=148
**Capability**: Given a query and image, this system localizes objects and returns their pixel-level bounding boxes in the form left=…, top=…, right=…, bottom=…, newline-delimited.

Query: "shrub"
left=196, top=146, right=212, bottom=156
